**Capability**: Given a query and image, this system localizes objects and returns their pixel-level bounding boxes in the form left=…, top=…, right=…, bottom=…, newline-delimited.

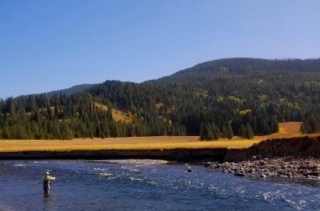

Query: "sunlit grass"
left=0, top=122, right=302, bottom=153
left=93, top=102, right=134, bottom=123
left=0, top=139, right=260, bottom=152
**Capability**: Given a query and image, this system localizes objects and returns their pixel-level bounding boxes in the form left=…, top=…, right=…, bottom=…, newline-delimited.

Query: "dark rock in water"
left=186, top=166, right=192, bottom=172
left=234, top=173, right=245, bottom=177
left=204, top=162, right=211, bottom=168
left=222, top=169, right=229, bottom=173
left=260, top=173, right=267, bottom=178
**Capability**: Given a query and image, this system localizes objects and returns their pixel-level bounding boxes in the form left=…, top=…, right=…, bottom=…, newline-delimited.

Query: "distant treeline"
left=1, top=58, right=320, bottom=140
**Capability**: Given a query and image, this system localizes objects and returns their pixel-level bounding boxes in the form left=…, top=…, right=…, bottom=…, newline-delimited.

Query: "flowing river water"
left=0, top=160, right=319, bottom=211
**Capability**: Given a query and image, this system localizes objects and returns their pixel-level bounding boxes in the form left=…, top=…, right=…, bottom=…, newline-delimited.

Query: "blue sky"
left=1, top=0, right=320, bottom=98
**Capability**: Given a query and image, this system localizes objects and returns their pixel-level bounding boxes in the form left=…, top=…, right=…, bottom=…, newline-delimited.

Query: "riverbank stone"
left=205, top=156, right=320, bottom=180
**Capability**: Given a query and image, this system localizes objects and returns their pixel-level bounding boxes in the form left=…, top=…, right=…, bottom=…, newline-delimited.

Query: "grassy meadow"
left=0, top=122, right=302, bottom=152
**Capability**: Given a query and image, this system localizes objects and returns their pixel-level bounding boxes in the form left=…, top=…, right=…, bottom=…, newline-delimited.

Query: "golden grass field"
left=0, top=122, right=303, bottom=152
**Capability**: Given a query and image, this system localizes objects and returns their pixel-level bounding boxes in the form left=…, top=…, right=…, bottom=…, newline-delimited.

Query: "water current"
left=0, top=160, right=319, bottom=211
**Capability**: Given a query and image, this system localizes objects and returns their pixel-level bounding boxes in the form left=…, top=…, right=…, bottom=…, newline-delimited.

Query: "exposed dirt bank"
left=0, top=148, right=228, bottom=161
left=225, top=136, right=320, bottom=162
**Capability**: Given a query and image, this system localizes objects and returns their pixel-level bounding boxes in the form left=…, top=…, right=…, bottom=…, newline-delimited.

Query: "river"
left=0, top=160, right=319, bottom=211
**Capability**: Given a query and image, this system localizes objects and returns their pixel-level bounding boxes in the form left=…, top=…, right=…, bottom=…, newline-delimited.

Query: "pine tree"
left=245, top=123, right=254, bottom=139
left=200, top=123, right=215, bottom=141
left=2, top=127, right=11, bottom=139
left=269, top=116, right=279, bottom=133
left=239, top=124, right=246, bottom=138
left=199, top=123, right=207, bottom=141
left=212, top=125, right=220, bottom=140
left=110, top=121, right=120, bottom=137
left=221, top=125, right=227, bottom=138
left=227, top=122, right=234, bottom=139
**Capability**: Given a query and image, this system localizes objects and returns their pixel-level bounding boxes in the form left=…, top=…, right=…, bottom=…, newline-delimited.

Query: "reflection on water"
left=43, top=193, right=54, bottom=204
left=43, top=193, right=53, bottom=200
left=0, top=160, right=319, bottom=211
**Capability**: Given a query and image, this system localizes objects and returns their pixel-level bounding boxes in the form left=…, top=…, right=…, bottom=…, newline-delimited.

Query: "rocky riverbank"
left=205, top=156, right=320, bottom=179
left=203, top=136, right=320, bottom=179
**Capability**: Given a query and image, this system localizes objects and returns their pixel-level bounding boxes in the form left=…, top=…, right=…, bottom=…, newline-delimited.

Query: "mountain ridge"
left=45, top=84, right=95, bottom=97
left=2, top=57, right=320, bottom=140
left=144, top=57, right=320, bottom=85
left=17, top=58, right=320, bottom=97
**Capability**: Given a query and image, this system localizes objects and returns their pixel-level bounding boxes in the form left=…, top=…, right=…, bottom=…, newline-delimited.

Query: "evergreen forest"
left=1, top=58, right=320, bottom=140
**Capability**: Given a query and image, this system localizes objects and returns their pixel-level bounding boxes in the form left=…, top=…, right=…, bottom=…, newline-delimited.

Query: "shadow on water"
left=43, top=193, right=54, bottom=204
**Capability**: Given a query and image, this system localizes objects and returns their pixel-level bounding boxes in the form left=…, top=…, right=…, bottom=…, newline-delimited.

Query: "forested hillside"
left=1, top=58, right=320, bottom=140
